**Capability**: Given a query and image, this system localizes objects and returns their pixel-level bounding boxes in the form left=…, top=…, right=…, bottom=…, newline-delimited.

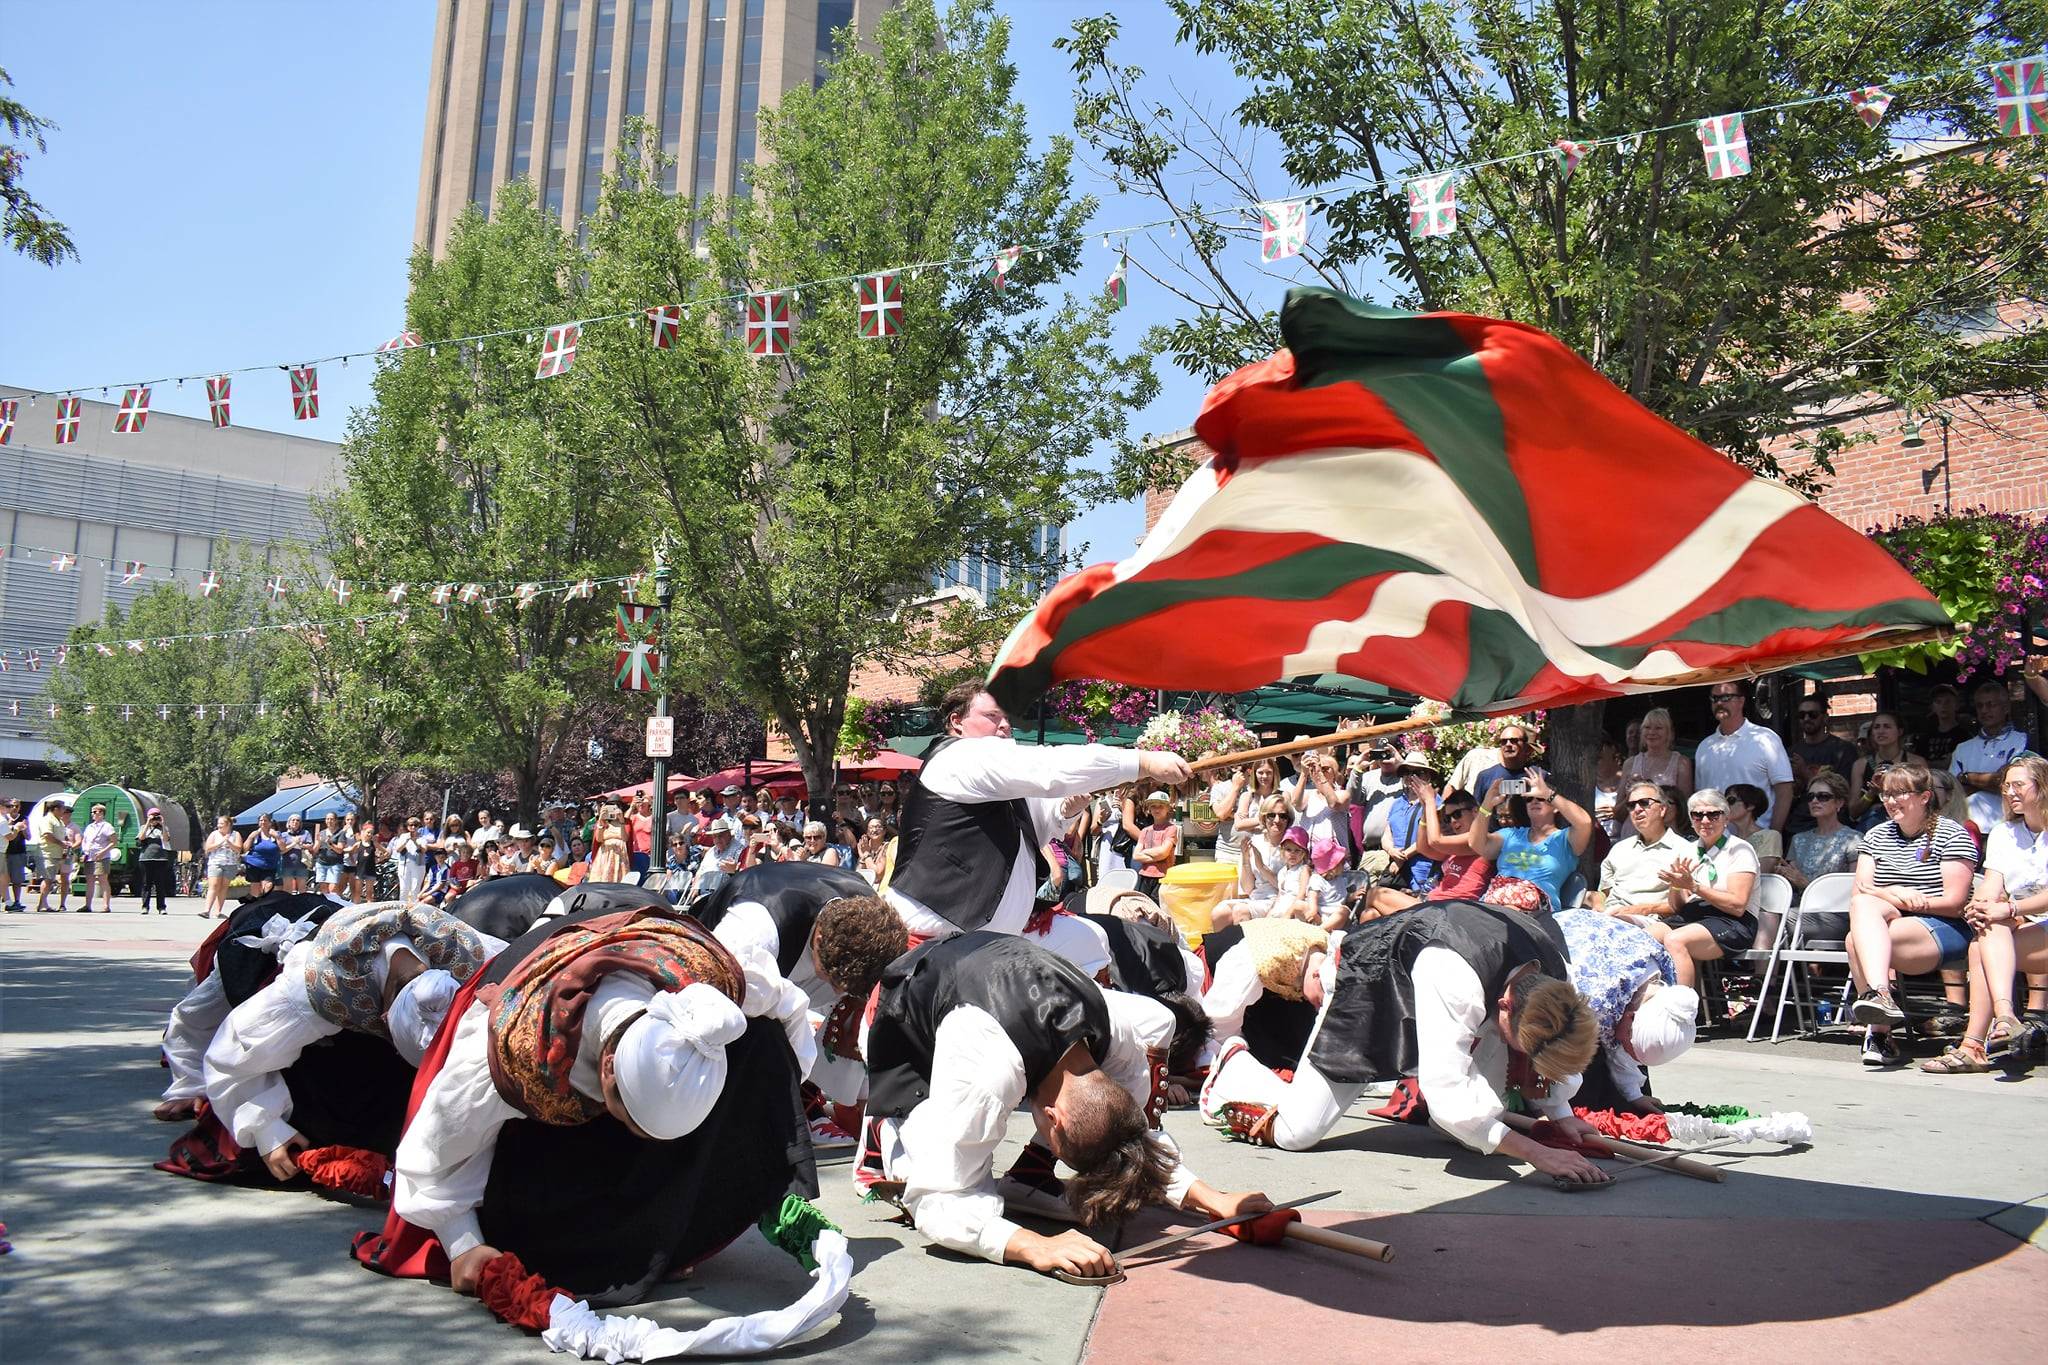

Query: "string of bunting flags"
left=0, top=573, right=643, bottom=663
left=0, top=53, right=2035, bottom=441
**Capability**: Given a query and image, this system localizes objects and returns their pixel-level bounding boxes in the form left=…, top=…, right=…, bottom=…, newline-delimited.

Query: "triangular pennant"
left=1847, top=86, right=1893, bottom=129
left=1554, top=140, right=1590, bottom=178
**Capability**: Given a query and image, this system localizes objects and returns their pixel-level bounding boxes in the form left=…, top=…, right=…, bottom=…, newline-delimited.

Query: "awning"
left=683, top=761, right=803, bottom=793
left=589, top=774, right=696, bottom=802
left=234, top=781, right=358, bottom=827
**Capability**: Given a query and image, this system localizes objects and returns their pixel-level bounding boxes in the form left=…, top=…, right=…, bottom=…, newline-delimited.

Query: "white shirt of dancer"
left=712, top=900, right=867, bottom=1105
left=883, top=737, right=1140, bottom=941
left=1409, top=946, right=1580, bottom=1152
left=877, top=991, right=1197, bottom=1264
left=202, top=930, right=508, bottom=1156
left=394, top=949, right=813, bottom=1262
left=1201, top=934, right=1318, bottom=1046
left=1031, top=913, right=1203, bottom=1000
left=162, top=967, right=232, bottom=1102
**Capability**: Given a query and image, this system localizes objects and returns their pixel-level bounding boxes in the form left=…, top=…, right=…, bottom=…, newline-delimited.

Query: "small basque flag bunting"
left=0, top=398, right=15, bottom=445
left=746, top=291, right=792, bottom=357
left=1408, top=173, right=1457, bottom=238
left=121, top=561, right=145, bottom=584
left=536, top=323, right=580, bottom=379
left=1554, top=140, right=1589, bottom=179
left=290, top=366, right=319, bottom=420
left=1847, top=86, right=1893, bottom=128
left=200, top=570, right=220, bottom=596
left=378, top=331, right=423, bottom=352
left=114, top=387, right=151, bottom=433
left=858, top=272, right=903, bottom=339
left=1259, top=200, right=1308, bottom=262
left=647, top=305, right=682, bottom=349
left=1992, top=56, right=2047, bottom=136
left=1697, top=113, right=1752, bottom=179
left=1103, top=252, right=1128, bottom=311
left=55, top=396, right=81, bottom=444
left=206, top=375, right=231, bottom=428
left=989, top=246, right=1022, bottom=291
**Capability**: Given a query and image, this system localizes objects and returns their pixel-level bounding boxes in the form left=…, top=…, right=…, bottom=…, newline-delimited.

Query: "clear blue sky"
left=0, top=0, right=1318, bottom=565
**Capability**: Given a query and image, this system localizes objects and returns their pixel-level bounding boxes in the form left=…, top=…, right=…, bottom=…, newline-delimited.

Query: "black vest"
left=448, top=872, right=564, bottom=943
left=216, top=891, right=347, bottom=1005
left=887, top=735, right=1048, bottom=931
left=692, top=860, right=873, bottom=975
left=867, top=931, right=1111, bottom=1119
left=1307, top=901, right=1570, bottom=1085
left=1085, top=912, right=1193, bottom=1000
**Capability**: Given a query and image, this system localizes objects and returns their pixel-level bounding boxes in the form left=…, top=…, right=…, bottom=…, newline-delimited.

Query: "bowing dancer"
left=884, top=680, right=1191, bottom=946
left=1200, top=902, right=1609, bottom=1185
left=194, top=900, right=500, bottom=1184
left=693, top=860, right=911, bottom=1130
left=861, top=931, right=1271, bottom=1280
left=356, top=888, right=842, bottom=1344
left=1552, top=907, right=1700, bottom=1113
left=1199, top=917, right=1332, bottom=1073
left=157, top=890, right=345, bottom=1124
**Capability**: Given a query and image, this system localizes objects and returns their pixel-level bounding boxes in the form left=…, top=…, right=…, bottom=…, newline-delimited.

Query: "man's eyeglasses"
left=1627, top=797, right=1662, bottom=811
left=1709, top=691, right=1741, bottom=702
left=1498, top=735, right=1527, bottom=746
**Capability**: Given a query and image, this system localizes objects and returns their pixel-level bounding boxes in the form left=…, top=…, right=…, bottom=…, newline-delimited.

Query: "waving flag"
left=987, top=288, right=1949, bottom=716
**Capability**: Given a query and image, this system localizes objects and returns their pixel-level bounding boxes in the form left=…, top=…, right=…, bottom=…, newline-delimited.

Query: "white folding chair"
left=1763, top=871, right=1857, bottom=1042
left=1741, top=873, right=1796, bottom=1040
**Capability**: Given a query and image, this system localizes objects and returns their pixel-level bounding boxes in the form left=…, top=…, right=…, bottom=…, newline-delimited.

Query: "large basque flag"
left=988, top=287, right=1949, bottom=715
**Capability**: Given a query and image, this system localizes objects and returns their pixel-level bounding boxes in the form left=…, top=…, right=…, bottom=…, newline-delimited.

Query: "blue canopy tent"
left=233, top=781, right=359, bottom=829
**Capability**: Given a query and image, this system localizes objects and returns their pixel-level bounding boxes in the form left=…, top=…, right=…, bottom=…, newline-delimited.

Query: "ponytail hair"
left=1059, top=1071, right=1176, bottom=1226
left=1507, top=974, right=1599, bottom=1082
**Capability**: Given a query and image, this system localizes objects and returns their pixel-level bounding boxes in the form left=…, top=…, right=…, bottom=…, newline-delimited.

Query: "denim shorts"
left=1909, top=915, right=1971, bottom=966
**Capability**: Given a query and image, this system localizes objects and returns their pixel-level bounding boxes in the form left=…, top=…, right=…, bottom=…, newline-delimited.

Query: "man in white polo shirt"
left=1952, top=677, right=2031, bottom=830
left=1692, top=681, right=1794, bottom=831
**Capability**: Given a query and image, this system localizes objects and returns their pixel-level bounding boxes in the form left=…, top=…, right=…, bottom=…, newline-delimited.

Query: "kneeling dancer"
left=864, top=931, right=1271, bottom=1280
left=1201, top=902, right=1608, bottom=1185
left=356, top=899, right=848, bottom=1354
left=1199, top=917, right=1332, bottom=1072
left=190, top=899, right=497, bottom=1185
left=1553, top=907, right=1699, bottom=1113
left=694, top=860, right=908, bottom=1109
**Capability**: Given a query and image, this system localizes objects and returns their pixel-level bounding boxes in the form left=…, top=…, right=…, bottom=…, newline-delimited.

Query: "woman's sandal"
left=1984, top=1013, right=2027, bottom=1059
left=1919, top=1044, right=1993, bottom=1074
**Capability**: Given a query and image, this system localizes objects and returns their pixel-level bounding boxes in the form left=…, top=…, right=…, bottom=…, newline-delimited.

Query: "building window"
left=815, top=0, right=853, bottom=87
left=659, top=1, right=691, bottom=193
left=579, top=0, right=618, bottom=223
left=543, top=0, right=582, bottom=217
left=623, top=0, right=652, bottom=125
left=471, top=0, right=512, bottom=215
left=695, top=0, right=726, bottom=199
left=508, top=0, right=545, bottom=183
left=425, top=0, right=464, bottom=247
left=733, top=0, right=764, bottom=169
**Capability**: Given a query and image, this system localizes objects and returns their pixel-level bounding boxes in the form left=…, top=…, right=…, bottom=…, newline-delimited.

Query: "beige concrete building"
left=415, top=0, right=887, bottom=255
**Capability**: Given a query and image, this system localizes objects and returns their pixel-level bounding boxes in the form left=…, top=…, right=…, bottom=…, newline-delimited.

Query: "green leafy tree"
left=570, top=0, right=1157, bottom=799
left=45, top=563, right=281, bottom=823
left=1064, top=1, right=2047, bottom=794
left=1, top=67, right=77, bottom=266
left=320, top=179, right=647, bottom=822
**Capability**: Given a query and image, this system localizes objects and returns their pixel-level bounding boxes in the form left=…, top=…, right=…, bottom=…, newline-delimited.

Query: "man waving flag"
left=989, top=288, right=1947, bottom=714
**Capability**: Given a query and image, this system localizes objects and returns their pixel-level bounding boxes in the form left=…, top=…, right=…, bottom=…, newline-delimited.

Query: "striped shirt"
left=1861, top=817, right=1978, bottom=906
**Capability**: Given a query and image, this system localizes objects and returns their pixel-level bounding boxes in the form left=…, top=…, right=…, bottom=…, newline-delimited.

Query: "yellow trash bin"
left=1159, top=861, right=1239, bottom=947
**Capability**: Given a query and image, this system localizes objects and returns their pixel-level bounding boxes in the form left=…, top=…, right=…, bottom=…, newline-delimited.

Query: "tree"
left=1, top=67, right=77, bottom=266
left=1064, top=1, right=2048, bottom=795
left=320, top=179, right=648, bottom=822
left=570, top=0, right=1157, bottom=801
left=45, top=561, right=282, bottom=824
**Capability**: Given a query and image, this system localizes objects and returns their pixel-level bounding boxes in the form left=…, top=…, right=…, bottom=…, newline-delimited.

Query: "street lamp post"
left=648, top=543, right=675, bottom=870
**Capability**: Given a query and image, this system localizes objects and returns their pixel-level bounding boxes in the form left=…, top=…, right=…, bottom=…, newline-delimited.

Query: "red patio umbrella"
left=837, top=751, right=923, bottom=782
left=682, top=760, right=803, bottom=793
left=587, top=773, right=696, bottom=802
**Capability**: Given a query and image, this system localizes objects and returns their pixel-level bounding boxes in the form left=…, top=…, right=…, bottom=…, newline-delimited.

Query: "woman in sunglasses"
left=1783, top=772, right=1862, bottom=905
left=1644, top=789, right=1760, bottom=989
left=1211, top=797, right=1294, bottom=928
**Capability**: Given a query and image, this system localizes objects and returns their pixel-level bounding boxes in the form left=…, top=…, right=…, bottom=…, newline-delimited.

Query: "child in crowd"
left=1272, top=824, right=1342, bottom=929
left=1133, top=791, right=1181, bottom=901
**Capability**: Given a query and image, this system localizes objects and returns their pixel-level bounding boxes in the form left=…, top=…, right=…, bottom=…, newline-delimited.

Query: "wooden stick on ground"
left=1500, top=1111, right=1725, bottom=1184
left=1284, top=1221, right=1395, bottom=1263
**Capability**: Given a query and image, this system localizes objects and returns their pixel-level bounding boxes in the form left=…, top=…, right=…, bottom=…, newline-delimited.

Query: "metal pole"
left=648, top=543, right=673, bottom=879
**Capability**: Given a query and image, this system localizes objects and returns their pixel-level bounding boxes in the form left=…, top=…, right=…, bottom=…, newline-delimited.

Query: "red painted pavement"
left=1086, top=1209, right=2048, bottom=1364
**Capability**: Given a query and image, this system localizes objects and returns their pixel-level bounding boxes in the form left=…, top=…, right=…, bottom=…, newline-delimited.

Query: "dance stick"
left=1283, top=1221, right=1395, bottom=1263
left=1185, top=717, right=1436, bottom=775
left=1500, top=1111, right=1724, bottom=1183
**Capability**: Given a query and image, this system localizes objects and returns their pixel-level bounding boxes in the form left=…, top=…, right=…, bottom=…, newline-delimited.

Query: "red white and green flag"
left=1103, top=253, right=1128, bottom=311
left=1407, top=173, right=1456, bottom=238
left=55, top=396, right=82, bottom=444
left=536, top=323, right=579, bottom=379
left=1847, top=87, right=1893, bottom=129
left=115, top=387, right=151, bottom=433
left=615, top=602, right=661, bottom=691
left=746, top=291, right=792, bottom=356
left=989, top=246, right=1022, bottom=291
left=0, top=398, right=15, bottom=445
left=206, top=375, right=232, bottom=428
left=379, top=331, right=424, bottom=353
left=858, top=271, right=903, bottom=339
left=290, top=366, right=319, bottom=420
left=986, top=288, right=1950, bottom=716
left=647, top=305, right=682, bottom=349
left=1554, top=140, right=1589, bottom=179
left=1260, top=200, right=1309, bottom=262
left=1697, top=113, right=1751, bottom=179
left=1992, top=57, right=2047, bottom=136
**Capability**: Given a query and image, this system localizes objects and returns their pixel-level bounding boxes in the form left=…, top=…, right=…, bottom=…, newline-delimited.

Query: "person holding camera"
left=1847, top=711, right=1915, bottom=827
left=1465, top=768, right=1596, bottom=910
left=135, top=807, right=175, bottom=914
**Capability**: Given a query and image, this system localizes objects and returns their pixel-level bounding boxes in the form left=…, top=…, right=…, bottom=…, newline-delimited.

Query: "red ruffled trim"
left=155, top=1103, right=249, bottom=1181
left=476, top=1251, right=567, bottom=1333
left=1570, top=1106, right=1672, bottom=1144
left=297, top=1145, right=391, bottom=1200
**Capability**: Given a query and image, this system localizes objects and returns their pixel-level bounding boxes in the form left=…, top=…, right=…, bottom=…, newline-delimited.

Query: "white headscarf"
left=1627, top=982, right=1699, bottom=1067
left=385, top=968, right=459, bottom=1067
left=611, top=983, right=746, bottom=1140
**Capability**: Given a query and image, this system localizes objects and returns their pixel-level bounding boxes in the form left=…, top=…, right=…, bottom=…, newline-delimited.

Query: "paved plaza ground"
left=5, top=898, right=2047, bottom=1362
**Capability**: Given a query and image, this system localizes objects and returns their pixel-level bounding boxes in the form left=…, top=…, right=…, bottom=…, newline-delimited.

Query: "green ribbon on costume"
left=757, top=1194, right=841, bottom=1271
left=1666, top=1101, right=1751, bottom=1121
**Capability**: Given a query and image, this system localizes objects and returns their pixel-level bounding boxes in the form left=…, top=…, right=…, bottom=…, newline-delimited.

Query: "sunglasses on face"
left=1710, top=692, right=1741, bottom=702
left=1690, top=810, right=1726, bottom=821
left=1444, top=807, right=1476, bottom=820
left=1807, top=791, right=1837, bottom=802
left=1627, top=797, right=1662, bottom=811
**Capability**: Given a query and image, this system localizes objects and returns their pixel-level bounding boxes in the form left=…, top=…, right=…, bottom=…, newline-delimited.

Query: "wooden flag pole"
left=1186, top=716, right=1437, bottom=776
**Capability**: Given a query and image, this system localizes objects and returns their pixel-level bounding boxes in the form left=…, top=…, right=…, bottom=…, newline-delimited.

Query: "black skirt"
left=476, top=1014, right=818, bottom=1306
